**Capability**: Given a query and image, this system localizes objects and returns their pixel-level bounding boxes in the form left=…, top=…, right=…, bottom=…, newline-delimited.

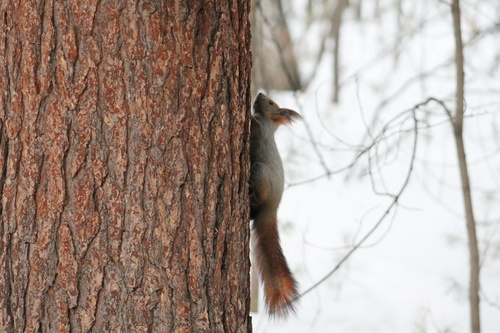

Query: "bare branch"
left=296, top=105, right=420, bottom=300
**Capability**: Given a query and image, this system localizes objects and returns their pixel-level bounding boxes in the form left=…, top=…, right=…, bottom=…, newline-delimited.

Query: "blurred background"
left=248, top=0, right=500, bottom=332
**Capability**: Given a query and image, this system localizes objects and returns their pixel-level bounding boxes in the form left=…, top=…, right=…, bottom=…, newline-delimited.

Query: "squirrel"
left=249, top=92, right=301, bottom=317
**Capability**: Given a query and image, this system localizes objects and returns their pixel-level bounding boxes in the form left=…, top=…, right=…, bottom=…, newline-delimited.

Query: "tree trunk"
left=250, top=0, right=302, bottom=94
left=450, top=1, right=481, bottom=332
left=331, top=0, right=348, bottom=104
left=0, top=1, right=252, bottom=332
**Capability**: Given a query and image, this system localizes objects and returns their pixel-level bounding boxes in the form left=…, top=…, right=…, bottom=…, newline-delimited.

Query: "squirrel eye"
left=269, top=101, right=274, bottom=105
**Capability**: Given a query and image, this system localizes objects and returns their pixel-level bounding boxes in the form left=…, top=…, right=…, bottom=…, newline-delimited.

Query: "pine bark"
left=0, top=1, right=252, bottom=332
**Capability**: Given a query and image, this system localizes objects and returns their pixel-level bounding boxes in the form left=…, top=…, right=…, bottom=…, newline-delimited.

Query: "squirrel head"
left=253, top=93, right=301, bottom=126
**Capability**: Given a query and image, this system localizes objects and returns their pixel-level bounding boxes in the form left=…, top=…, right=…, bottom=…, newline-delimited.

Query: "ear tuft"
left=278, top=108, right=302, bottom=124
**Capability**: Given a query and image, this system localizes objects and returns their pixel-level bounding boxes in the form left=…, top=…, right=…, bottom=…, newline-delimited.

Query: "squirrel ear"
left=279, top=108, right=302, bottom=123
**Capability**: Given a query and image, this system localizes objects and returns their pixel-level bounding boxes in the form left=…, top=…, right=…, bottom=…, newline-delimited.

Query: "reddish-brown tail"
left=253, top=214, right=299, bottom=317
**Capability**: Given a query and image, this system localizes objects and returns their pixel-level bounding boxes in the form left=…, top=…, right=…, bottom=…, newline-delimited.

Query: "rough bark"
left=450, top=1, right=481, bottom=332
left=0, top=1, right=252, bottom=332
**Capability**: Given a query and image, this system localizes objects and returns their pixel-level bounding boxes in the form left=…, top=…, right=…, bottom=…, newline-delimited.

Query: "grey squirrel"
left=249, top=93, right=301, bottom=317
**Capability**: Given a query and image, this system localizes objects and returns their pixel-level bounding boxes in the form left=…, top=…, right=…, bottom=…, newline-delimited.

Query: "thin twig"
left=296, top=106, right=419, bottom=300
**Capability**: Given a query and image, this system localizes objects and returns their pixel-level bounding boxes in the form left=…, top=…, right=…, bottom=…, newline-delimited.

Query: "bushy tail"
left=253, top=214, right=299, bottom=317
